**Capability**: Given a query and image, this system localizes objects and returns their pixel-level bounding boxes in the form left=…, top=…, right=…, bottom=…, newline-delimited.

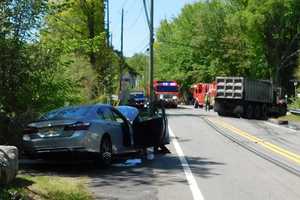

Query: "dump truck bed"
left=216, top=77, right=273, bottom=104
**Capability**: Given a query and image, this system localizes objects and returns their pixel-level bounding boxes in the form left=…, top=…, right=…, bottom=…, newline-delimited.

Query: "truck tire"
left=245, top=104, right=254, bottom=119
left=261, top=104, right=268, bottom=120
left=254, top=105, right=261, bottom=119
left=217, top=111, right=224, bottom=116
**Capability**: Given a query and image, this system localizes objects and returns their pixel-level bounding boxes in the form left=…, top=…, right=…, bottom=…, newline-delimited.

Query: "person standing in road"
left=205, top=92, right=210, bottom=111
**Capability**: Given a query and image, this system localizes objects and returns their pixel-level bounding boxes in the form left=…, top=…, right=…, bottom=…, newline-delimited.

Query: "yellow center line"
left=207, top=117, right=300, bottom=165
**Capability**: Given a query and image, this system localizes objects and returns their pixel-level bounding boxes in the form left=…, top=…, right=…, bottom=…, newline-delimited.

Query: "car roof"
left=47, top=104, right=113, bottom=112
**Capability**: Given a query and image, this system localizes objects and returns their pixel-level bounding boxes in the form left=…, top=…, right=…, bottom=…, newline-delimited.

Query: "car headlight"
left=172, top=96, right=178, bottom=100
left=23, top=134, right=31, bottom=141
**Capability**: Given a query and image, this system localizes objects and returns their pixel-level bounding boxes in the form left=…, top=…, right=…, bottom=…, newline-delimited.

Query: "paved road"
left=166, top=106, right=300, bottom=200
left=21, top=106, right=300, bottom=200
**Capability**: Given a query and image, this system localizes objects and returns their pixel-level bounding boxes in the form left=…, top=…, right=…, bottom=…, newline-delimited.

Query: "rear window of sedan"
left=40, top=106, right=92, bottom=120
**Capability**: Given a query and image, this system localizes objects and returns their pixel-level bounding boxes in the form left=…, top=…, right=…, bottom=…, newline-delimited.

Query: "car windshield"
left=39, top=106, right=92, bottom=121
left=130, top=93, right=144, bottom=99
left=156, top=86, right=178, bottom=92
left=117, top=106, right=139, bottom=123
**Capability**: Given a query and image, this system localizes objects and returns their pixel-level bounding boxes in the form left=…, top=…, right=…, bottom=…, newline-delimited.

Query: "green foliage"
left=0, top=0, right=86, bottom=146
left=42, top=0, right=118, bottom=99
left=155, top=0, right=300, bottom=95
left=289, top=97, right=300, bottom=109
left=0, top=176, right=92, bottom=200
left=126, top=53, right=148, bottom=90
left=289, top=87, right=300, bottom=109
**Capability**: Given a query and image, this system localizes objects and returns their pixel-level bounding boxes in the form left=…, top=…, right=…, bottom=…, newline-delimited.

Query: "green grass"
left=0, top=175, right=93, bottom=200
left=278, top=114, right=300, bottom=123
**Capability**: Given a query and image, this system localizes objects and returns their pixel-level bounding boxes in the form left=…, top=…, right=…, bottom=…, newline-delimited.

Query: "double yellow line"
left=208, top=118, right=300, bottom=165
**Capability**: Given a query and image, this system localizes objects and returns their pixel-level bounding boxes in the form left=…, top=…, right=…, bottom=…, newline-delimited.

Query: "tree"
left=155, top=0, right=300, bottom=96
left=0, top=0, right=81, bottom=145
left=42, top=0, right=116, bottom=99
left=239, top=0, right=300, bottom=92
left=126, top=53, right=148, bottom=90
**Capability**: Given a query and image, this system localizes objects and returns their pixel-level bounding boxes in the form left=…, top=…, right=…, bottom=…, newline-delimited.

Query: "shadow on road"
left=20, top=151, right=225, bottom=199
left=167, top=112, right=214, bottom=118
left=20, top=153, right=224, bottom=183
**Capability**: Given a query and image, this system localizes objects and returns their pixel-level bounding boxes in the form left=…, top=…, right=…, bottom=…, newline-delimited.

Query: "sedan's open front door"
left=133, top=116, right=165, bottom=148
left=133, top=101, right=168, bottom=148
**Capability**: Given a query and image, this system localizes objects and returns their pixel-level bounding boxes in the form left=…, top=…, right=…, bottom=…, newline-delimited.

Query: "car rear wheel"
left=97, top=136, right=112, bottom=167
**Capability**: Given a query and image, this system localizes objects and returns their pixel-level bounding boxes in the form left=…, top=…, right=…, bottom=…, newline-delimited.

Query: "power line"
left=126, top=3, right=144, bottom=30
left=142, top=0, right=151, bottom=30
left=141, top=43, right=149, bottom=53
left=132, top=35, right=149, bottom=52
left=119, top=0, right=130, bottom=12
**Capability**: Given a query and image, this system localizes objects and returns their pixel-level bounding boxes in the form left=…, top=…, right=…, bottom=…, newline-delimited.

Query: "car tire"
left=97, top=136, right=112, bottom=168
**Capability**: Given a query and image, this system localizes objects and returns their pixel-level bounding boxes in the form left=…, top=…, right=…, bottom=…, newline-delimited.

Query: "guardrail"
left=289, top=109, right=300, bottom=115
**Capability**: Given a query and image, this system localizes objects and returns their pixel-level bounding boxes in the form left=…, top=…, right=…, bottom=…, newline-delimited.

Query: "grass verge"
left=278, top=113, right=300, bottom=123
left=0, top=175, right=93, bottom=200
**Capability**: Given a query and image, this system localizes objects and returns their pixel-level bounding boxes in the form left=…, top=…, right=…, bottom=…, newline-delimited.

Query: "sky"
left=109, top=0, right=197, bottom=57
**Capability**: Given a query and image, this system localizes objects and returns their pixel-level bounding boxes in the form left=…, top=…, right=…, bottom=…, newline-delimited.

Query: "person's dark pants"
left=205, top=103, right=210, bottom=111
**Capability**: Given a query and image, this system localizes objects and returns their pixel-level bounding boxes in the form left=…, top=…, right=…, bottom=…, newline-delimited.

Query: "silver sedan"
left=22, top=104, right=168, bottom=166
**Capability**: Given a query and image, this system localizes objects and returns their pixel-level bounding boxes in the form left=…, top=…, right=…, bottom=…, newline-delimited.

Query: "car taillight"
left=64, top=122, right=90, bottom=131
left=23, top=127, right=38, bottom=134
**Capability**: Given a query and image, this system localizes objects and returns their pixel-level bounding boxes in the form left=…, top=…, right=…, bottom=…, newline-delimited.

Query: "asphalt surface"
left=20, top=106, right=300, bottom=200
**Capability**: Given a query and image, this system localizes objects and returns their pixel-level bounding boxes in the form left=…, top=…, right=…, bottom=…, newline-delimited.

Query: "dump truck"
left=214, top=77, right=287, bottom=119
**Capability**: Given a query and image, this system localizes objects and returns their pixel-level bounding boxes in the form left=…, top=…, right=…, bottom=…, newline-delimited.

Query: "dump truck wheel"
left=246, top=105, right=254, bottom=119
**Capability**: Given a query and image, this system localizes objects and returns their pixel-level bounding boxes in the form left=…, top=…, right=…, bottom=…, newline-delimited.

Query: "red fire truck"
left=153, top=80, right=180, bottom=108
left=191, top=82, right=217, bottom=108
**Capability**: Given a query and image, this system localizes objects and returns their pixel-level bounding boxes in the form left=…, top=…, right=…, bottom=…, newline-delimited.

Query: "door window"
left=98, top=108, right=115, bottom=122
left=112, top=111, right=125, bottom=123
left=96, top=109, right=105, bottom=120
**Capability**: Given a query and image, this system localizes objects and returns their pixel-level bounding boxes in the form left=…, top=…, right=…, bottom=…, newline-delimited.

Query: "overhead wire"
left=132, top=35, right=149, bottom=53
left=142, top=0, right=151, bottom=30
left=126, top=3, right=144, bottom=30
left=118, top=0, right=131, bottom=12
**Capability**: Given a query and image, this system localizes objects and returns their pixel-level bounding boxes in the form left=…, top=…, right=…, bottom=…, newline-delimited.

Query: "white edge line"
left=168, top=126, right=205, bottom=200
left=263, top=121, right=297, bottom=132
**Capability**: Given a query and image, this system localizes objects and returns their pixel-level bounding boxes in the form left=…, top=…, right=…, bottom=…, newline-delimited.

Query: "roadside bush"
left=0, top=42, right=82, bottom=147
left=289, top=97, right=300, bottom=109
left=288, top=88, right=300, bottom=109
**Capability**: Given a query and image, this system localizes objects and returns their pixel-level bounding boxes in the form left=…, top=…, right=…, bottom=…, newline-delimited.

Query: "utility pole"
left=149, top=0, right=154, bottom=102
left=106, top=0, right=110, bottom=47
left=105, top=0, right=112, bottom=104
left=119, top=8, right=124, bottom=99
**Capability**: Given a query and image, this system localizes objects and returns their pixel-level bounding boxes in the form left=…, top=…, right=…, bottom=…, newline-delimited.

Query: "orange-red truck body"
left=191, top=82, right=217, bottom=107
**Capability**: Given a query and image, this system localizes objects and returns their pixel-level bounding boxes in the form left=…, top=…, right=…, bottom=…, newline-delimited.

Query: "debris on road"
left=114, top=158, right=142, bottom=167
